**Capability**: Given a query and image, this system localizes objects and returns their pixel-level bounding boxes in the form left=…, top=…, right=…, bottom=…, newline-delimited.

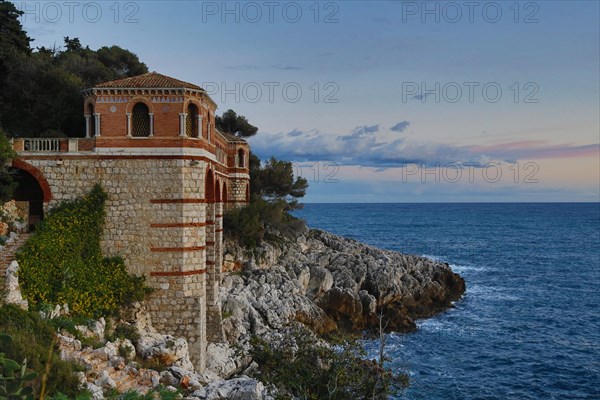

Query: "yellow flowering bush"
left=17, top=185, right=147, bottom=318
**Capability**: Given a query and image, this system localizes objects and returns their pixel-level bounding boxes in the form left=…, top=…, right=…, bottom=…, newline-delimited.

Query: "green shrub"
left=250, top=325, right=406, bottom=400
left=224, top=198, right=306, bottom=248
left=0, top=305, right=82, bottom=397
left=16, top=185, right=148, bottom=318
left=107, top=323, right=140, bottom=343
left=0, top=334, right=38, bottom=400
left=0, top=129, right=17, bottom=203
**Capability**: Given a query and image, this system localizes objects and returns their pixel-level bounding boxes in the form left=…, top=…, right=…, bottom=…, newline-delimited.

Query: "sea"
left=293, top=203, right=600, bottom=400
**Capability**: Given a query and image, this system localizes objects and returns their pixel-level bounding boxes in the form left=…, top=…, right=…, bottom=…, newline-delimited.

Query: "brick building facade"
left=8, top=72, right=250, bottom=371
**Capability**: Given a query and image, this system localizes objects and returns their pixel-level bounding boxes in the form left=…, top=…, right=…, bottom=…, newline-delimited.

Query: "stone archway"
left=8, top=161, right=50, bottom=231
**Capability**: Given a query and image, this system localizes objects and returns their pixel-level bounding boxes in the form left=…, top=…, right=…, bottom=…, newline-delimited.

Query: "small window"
left=238, top=149, right=245, bottom=168
left=186, top=104, right=199, bottom=137
left=132, top=103, right=150, bottom=137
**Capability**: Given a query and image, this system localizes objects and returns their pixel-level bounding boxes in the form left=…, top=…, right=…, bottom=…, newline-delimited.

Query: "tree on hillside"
left=0, top=0, right=31, bottom=133
left=215, top=109, right=259, bottom=138
left=250, top=155, right=308, bottom=209
left=0, top=1, right=30, bottom=53
left=225, top=150, right=309, bottom=247
left=0, top=129, right=17, bottom=202
left=0, top=5, right=148, bottom=138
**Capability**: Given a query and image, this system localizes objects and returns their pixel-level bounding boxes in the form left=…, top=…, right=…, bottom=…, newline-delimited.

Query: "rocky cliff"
left=221, top=229, right=466, bottom=343
left=3, top=227, right=465, bottom=399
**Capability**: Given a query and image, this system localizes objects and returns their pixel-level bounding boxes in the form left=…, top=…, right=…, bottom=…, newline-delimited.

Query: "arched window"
left=215, top=179, right=221, bottom=202
left=87, top=103, right=95, bottom=137
left=207, top=113, right=212, bottom=142
left=238, top=149, right=245, bottom=168
left=222, top=181, right=228, bottom=203
left=132, top=103, right=150, bottom=137
left=205, top=169, right=215, bottom=202
left=186, top=104, right=199, bottom=137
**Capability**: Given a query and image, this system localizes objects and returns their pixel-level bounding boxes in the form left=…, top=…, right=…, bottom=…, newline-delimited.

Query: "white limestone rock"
left=85, top=382, right=105, bottom=400
left=136, top=332, right=194, bottom=371
left=191, top=377, right=269, bottom=400
left=306, top=265, right=334, bottom=299
left=4, top=261, right=28, bottom=309
left=205, top=342, right=251, bottom=379
left=75, top=317, right=106, bottom=341
left=95, top=370, right=116, bottom=390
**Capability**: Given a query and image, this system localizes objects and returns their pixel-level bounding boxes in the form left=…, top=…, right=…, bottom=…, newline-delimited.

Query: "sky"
left=13, top=0, right=600, bottom=202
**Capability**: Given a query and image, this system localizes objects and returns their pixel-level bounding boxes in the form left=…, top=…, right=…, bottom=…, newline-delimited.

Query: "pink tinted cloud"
left=467, top=141, right=600, bottom=160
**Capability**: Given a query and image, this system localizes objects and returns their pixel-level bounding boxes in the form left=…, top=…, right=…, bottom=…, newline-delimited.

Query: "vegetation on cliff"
left=0, top=0, right=147, bottom=138
left=250, top=325, right=407, bottom=400
left=0, top=129, right=17, bottom=202
left=0, top=305, right=82, bottom=397
left=16, top=185, right=147, bottom=318
left=225, top=152, right=309, bottom=247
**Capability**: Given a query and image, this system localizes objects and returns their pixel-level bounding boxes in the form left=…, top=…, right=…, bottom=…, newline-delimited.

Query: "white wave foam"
left=467, top=285, right=520, bottom=301
left=449, top=264, right=490, bottom=273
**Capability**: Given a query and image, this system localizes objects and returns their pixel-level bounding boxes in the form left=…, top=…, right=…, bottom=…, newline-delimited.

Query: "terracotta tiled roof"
left=218, top=130, right=248, bottom=144
left=94, top=72, right=203, bottom=90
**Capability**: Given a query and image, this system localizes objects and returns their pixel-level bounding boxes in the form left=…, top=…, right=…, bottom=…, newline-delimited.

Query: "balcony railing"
left=24, top=138, right=61, bottom=152
left=11, top=138, right=95, bottom=153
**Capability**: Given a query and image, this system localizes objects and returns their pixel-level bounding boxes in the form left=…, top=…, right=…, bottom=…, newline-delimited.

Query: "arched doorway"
left=205, top=169, right=214, bottom=202
left=222, top=181, right=228, bottom=202
left=9, top=168, right=45, bottom=231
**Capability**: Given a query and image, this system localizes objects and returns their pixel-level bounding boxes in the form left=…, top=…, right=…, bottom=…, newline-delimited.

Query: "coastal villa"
left=5, top=72, right=251, bottom=371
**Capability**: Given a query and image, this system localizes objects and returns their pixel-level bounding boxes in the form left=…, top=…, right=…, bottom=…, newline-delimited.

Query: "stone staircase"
left=0, top=233, right=31, bottom=293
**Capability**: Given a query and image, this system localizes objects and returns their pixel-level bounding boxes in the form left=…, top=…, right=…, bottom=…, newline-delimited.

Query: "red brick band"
left=150, top=269, right=207, bottom=277
left=150, top=222, right=207, bottom=228
left=215, top=214, right=223, bottom=218
left=150, top=199, right=206, bottom=204
left=215, top=228, right=224, bottom=233
left=150, top=246, right=206, bottom=252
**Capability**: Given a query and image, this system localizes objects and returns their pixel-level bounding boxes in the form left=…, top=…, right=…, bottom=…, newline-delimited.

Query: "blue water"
left=293, top=203, right=600, bottom=400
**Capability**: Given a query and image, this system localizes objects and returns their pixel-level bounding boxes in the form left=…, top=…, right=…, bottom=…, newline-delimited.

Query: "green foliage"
left=224, top=198, right=306, bottom=248
left=101, top=385, right=179, bottom=400
left=0, top=5, right=148, bottom=138
left=106, top=323, right=140, bottom=344
left=250, top=326, right=406, bottom=400
left=215, top=109, right=258, bottom=138
left=225, top=153, right=308, bottom=247
left=0, top=129, right=17, bottom=202
left=17, top=185, right=147, bottom=318
left=0, top=1, right=31, bottom=57
left=0, top=305, right=82, bottom=397
left=47, top=393, right=91, bottom=400
left=250, top=156, right=308, bottom=207
left=0, top=334, right=37, bottom=400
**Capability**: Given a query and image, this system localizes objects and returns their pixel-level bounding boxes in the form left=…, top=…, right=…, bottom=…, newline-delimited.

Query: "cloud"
left=272, top=65, right=303, bottom=71
left=337, top=125, right=380, bottom=142
left=225, top=65, right=261, bottom=71
left=390, top=121, right=410, bottom=132
left=468, top=141, right=600, bottom=160
left=249, top=125, right=600, bottom=170
left=224, top=65, right=303, bottom=71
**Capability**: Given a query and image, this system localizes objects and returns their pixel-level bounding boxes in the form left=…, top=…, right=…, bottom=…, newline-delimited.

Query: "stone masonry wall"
left=16, top=156, right=232, bottom=372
